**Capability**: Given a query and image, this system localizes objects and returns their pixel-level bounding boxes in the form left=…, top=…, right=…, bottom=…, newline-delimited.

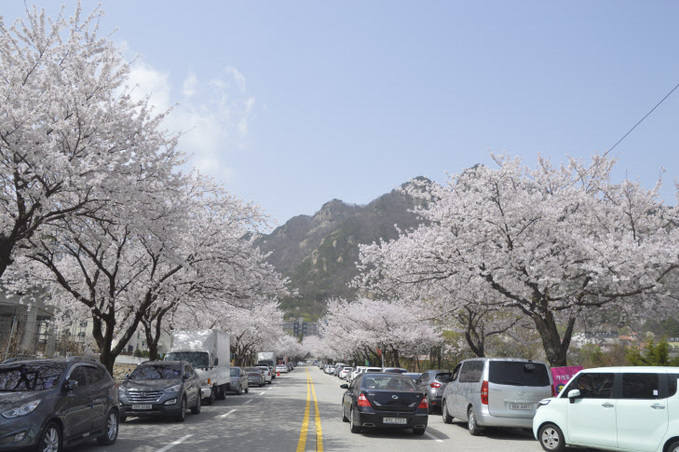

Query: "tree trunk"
left=530, top=312, right=576, bottom=367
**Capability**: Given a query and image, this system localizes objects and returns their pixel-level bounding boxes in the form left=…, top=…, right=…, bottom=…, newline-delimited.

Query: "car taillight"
left=357, top=394, right=371, bottom=407
left=481, top=380, right=489, bottom=405
left=418, top=397, right=428, bottom=409
left=430, top=382, right=442, bottom=389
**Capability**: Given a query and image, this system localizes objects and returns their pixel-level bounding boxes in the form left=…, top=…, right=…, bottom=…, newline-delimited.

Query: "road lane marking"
left=244, top=399, right=253, bottom=404
left=259, top=391, right=266, bottom=395
left=296, top=369, right=312, bottom=452
left=310, top=371, right=324, bottom=452
left=218, top=409, right=237, bottom=419
left=424, top=431, right=444, bottom=443
left=155, top=434, right=193, bottom=452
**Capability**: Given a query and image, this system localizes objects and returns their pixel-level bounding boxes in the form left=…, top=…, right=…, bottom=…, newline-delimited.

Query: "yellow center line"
left=310, top=371, right=323, bottom=452
left=296, top=368, right=324, bottom=452
left=296, top=370, right=311, bottom=452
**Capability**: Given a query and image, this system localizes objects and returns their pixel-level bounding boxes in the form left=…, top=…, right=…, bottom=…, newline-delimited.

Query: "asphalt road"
left=70, top=366, right=597, bottom=452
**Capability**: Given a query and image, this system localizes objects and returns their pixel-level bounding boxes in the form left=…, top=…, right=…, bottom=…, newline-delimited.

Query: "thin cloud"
left=127, top=61, right=255, bottom=181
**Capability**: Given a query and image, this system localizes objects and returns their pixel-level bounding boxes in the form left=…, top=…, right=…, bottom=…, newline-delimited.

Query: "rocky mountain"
left=256, top=178, right=428, bottom=319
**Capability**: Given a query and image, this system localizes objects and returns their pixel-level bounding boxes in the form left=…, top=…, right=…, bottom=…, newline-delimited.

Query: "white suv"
left=533, top=366, right=679, bottom=452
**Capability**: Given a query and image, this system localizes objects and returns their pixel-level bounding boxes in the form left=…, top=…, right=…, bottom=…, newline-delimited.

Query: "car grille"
left=126, top=391, right=163, bottom=402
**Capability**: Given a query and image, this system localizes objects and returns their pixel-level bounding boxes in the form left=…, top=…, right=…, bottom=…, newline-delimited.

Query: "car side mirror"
left=567, top=389, right=581, bottom=403
left=340, top=384, right=349, bottom=389
left=64, top=379, right=79, bottom=391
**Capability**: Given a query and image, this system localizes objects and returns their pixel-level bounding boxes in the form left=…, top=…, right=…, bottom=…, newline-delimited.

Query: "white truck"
left=165, top=329, right=230, bottom=405
left=256, top=351, right=277, bottom=379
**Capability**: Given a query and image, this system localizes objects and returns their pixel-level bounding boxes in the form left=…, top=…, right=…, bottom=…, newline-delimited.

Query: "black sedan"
left=341, top=373, right=428, bottom=435
left=118, top=360, right=201, bottom=422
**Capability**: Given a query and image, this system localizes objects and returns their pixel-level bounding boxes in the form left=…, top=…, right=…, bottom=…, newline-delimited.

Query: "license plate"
left=510, top=403, right=533, bottom=410
left=383, top=417, right=407, bottom=425
left=132, top=404, right=152, bottom=410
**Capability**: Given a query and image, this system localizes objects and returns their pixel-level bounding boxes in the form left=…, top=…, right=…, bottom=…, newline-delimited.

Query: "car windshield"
left=129, top=364, right=181, bottom=380
left=164, top=352, right=209, bottom=369
left=0, top=362, right=66, bottom=392
left=488, top=361, right=550, bottom=387
left=362, top=375, right=416, bottom=391
left=230, top=368, right=241, bottom=376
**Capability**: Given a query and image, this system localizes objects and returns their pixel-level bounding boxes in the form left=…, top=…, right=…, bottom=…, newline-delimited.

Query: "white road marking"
left=218, top=409, right=237, bottom=419
left=425, top=431, right=444, bottom=443
left=155, top=434, right=193, bottom=452
left=244, top=398, right=253, bottom=404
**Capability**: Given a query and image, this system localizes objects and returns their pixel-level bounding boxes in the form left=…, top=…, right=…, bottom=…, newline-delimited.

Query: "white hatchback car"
left=533, top=366, right=679, bottom=452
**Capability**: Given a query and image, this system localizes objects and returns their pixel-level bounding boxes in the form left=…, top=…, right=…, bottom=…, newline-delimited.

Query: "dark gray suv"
left=0, top=356, right=119, bottom=451
left=118, top=360, right=201, bottom=422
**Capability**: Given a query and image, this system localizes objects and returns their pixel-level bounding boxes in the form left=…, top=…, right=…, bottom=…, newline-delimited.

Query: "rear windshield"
left=488, top=361, right=550, bottom=387
left=361, top=374, right=416, bottom=391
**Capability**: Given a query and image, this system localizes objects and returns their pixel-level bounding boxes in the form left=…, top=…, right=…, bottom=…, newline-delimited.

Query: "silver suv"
left=441, top=358, right=553, bottom=435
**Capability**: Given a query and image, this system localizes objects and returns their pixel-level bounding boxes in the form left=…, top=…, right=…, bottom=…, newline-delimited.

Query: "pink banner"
left=551, top=366, right=583, bottom=396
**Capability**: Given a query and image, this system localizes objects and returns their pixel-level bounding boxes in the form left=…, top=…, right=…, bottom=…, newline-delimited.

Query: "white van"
left=441, top=358, right=553, bottom=435
left=533, top=366, right=679, bottom=452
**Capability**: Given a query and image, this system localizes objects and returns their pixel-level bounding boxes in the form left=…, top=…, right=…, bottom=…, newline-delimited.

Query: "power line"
left=608, top=80, right=679, bottom=154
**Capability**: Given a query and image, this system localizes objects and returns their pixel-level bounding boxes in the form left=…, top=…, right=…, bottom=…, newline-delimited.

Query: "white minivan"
left=533, top=366, right=679, bottom=452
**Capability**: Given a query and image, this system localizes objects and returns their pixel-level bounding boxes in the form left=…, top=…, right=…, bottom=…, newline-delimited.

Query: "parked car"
left=118, top=360, right=201, bottom=423
left=257, top=365, right=273, bottom=384
left=339, top=367, right=353, bottom=380
left=276, top=364, right=289, bottom=374
left=350, top=366, right=382, bottom=383
left=533, top=366, right=679, bottom=452
left=229, top=367, right=249, bottom=394
left=245, top=367, right=265, bottom=387
left=441, top=358, right=553, bottom=435
left=324, top=365, right=335, bottom=375
left=416, top=370, right=453, bottom=413
left=341, top=372, right=429, bottom=435
left=0, top=356, right=120, bottom=451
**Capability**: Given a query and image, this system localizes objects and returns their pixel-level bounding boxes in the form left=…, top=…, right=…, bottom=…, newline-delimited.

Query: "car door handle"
left=602, top=402, right=614, bottom=408
left=650, top=404, right=666, bottom=410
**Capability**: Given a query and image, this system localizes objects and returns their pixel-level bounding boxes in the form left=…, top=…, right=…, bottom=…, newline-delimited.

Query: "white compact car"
left=533, top=366, right=679, bottom=452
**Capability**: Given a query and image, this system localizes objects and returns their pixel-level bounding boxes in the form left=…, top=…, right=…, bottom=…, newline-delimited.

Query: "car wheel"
left=175, top=397, right=187, bottom=422
left=237, top=385, right=242, bottom=395
left=413, top=427, right=426, bottom=435
left=349, top=408, right=362, bottom=433
left=206, top=388, right=215, bottom=406
left=427, top=397, right=435, bottom=414
left=191, top=394, right=201, bottom=414
left=97, top=409, right=119, bottom=445
left=669, top=441, right=679, bottom=452
left=441, top=401, right=453, bottom=424
left=538, top=423, right=566, bottom=452
left=216, top=386, right=226, bottom=400
left=37, top=421, right=62, bottom=452
left=342, top=403, right=349, bottom=422
left=467, top=407, right=483, bottom=436
left=245, top=387, right=249, bottom=393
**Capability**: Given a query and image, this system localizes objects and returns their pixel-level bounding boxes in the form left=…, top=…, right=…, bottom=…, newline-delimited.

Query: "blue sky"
left=4, top=1, right=679, bottom=229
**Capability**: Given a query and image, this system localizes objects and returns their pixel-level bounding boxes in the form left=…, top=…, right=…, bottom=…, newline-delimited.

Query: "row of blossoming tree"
left=0, top=4, right=289, bottom=373
left=353, top=154, right=678, bottom=366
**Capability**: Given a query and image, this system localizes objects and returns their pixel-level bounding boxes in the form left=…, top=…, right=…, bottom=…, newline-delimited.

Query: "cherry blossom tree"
left=358, top=154, right=679, bottom=366
left=320, top=298, right=443, bottom=367
left=0, top=4, right=179, bottom=278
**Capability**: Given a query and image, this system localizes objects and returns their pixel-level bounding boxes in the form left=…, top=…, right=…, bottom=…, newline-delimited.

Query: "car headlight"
left=537, top=399, right=551, bottom=408
left=2, top=400, right=41, bottom=418
left=164, top=384, right=181, bottom=393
